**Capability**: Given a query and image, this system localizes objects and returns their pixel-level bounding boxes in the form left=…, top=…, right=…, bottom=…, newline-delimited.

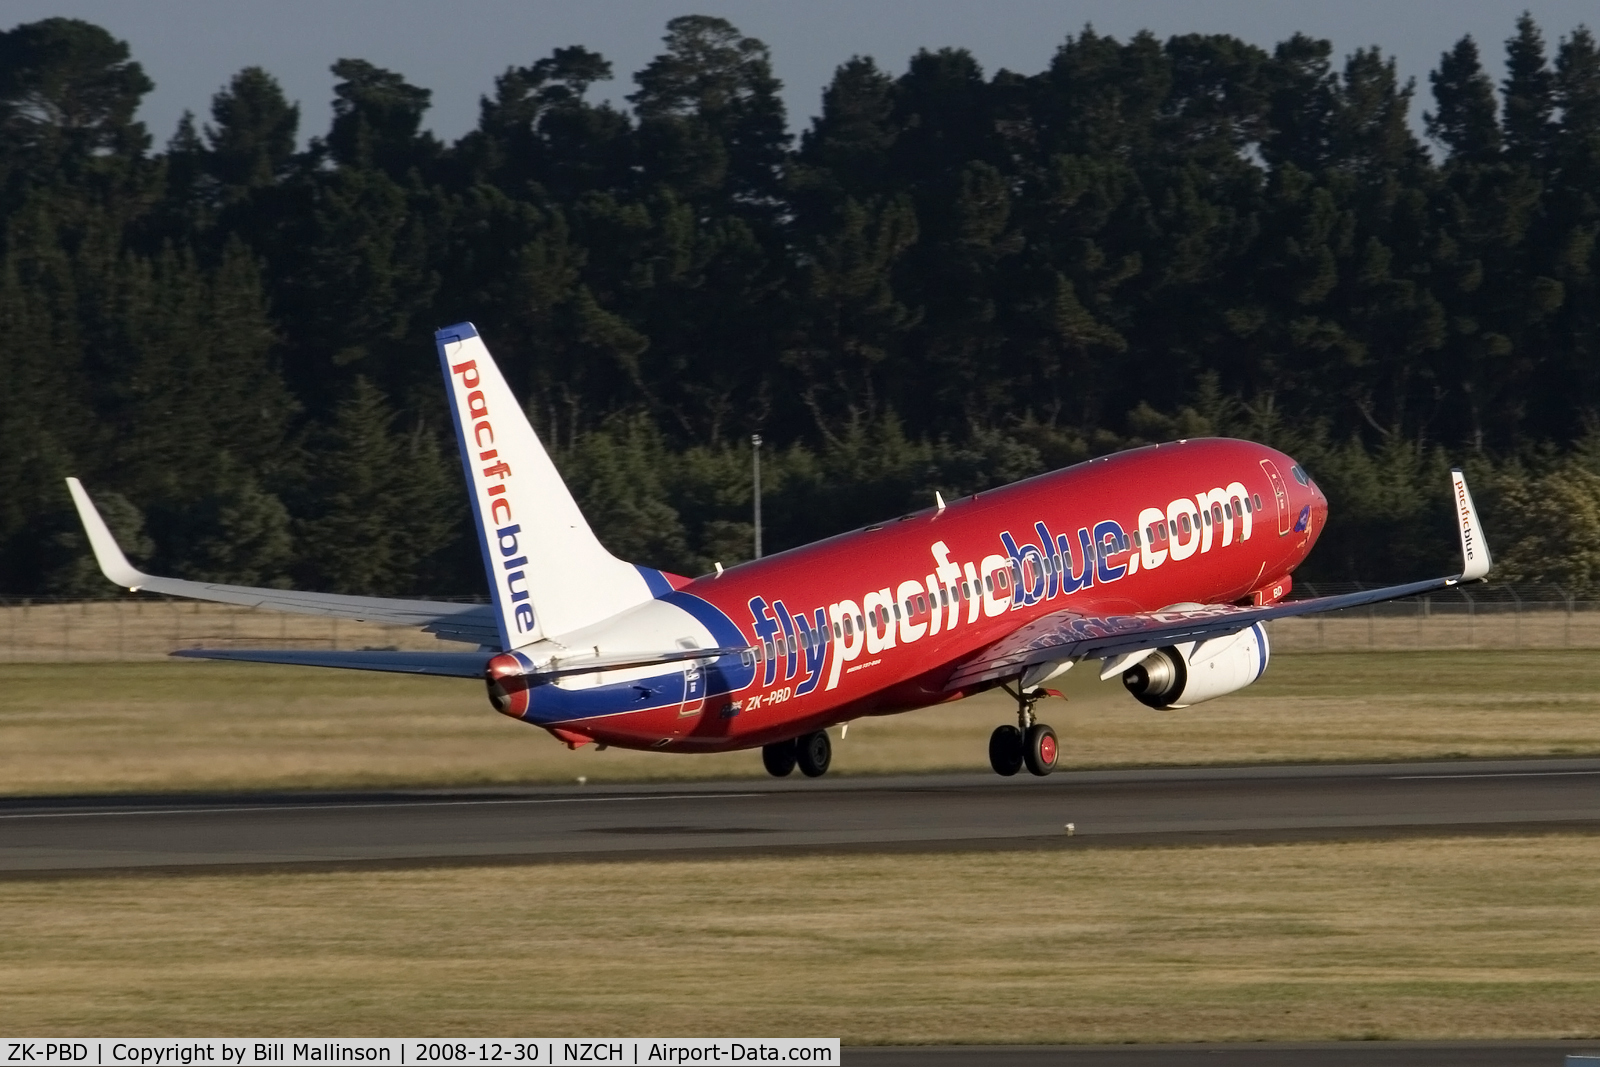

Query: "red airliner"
left=69, top=324, right=1491, bottom=777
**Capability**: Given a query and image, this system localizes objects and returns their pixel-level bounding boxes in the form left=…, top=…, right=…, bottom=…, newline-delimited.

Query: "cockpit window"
left=1291, top=465, right=1310, bottom=486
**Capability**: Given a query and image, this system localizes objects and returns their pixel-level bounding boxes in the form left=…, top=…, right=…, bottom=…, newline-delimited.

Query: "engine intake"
left=1121, top=624, right=1270, bottom=709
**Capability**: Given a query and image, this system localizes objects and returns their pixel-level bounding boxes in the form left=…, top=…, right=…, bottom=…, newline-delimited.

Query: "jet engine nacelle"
left=1120, top=624, right=1270, bottom=709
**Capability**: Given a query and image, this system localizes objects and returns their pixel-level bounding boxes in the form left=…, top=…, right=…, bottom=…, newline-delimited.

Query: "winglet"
left=64, top=478, right=149, bottom=590
left=1450, top=468, right=1491, bottom=582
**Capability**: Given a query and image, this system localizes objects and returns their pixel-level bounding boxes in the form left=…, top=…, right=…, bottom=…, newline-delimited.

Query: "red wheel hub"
left=1039, top=733, right=1057, bottom=765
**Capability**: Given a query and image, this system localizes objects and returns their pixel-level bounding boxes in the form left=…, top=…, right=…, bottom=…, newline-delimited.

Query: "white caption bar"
left=1, top=1042, right=839, bottom=1067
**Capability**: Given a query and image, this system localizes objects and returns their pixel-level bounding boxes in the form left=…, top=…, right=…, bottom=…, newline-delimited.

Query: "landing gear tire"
left=988, top=724, right=1024, bottom=776
left=761, top=739, right=797, bottom=777
left=1023, top=723, right=1058, bottom=777
left=796, top=730, right=832, bottom=777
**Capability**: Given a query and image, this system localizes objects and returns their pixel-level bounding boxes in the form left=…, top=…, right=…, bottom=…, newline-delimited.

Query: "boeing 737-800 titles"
left=68, top=323, right=1491, bottom=777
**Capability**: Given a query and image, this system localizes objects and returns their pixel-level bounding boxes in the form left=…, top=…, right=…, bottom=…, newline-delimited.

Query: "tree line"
left=2, top=13, right=1599, bottom=598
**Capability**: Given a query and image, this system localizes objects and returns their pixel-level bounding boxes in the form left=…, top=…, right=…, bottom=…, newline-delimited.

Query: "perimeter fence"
left=0, top=594, right=487, bottom=661
left=0, top=585, right=1596, bottom=661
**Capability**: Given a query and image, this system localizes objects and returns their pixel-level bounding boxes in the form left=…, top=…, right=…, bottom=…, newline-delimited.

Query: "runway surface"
left=3, top=756, right=1599, bottom=874
left=845, top=1041, right=1600, bottom=1066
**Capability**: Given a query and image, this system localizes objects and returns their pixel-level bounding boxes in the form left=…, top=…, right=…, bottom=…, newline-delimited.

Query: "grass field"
left=3, top=649, right=1600, bottom=794
left=2, top=836, right=1597, bottom=1040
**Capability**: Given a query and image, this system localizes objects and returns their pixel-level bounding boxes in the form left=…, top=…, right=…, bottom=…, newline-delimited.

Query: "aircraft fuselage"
left=495, top=437, right=1326, bottom=753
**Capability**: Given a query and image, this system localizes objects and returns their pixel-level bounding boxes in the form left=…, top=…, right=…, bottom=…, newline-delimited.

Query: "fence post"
left=1509, top=586, right=1521, bottom=649
left=1558, top=585, right=1572, bottom=647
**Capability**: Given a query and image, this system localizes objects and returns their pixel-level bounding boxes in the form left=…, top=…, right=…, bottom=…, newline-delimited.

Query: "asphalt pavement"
left=843, top=1041, right=1600, bottom=1066
left=2, top=756, right=1598, bottom=874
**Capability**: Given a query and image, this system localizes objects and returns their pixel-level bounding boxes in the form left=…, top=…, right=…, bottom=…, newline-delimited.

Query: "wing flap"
left=946, top=577, right=1454, bottom=690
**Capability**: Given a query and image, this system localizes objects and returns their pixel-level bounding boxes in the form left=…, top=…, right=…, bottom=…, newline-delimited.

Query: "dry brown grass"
left=2, top=836, right=1597, bottom=1040
left=3, top=648, right=1600, bottom=794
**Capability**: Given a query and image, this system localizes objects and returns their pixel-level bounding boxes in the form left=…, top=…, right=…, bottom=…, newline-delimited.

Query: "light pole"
left=752, top=433, right=763, bottom=559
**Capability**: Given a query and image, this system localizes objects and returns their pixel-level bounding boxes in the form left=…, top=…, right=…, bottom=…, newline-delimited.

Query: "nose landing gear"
left=990, top=684, right=1058, bottom=777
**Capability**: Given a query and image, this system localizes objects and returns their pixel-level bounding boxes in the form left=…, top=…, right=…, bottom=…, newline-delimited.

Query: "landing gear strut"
left=990, top=684, right=1057, bottom=777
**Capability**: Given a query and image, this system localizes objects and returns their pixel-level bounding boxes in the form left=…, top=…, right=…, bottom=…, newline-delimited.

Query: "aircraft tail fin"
left=436, top=323, right=677, bottom=650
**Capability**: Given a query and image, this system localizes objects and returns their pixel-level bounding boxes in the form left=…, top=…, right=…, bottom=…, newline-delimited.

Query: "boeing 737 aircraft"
left=68, top=323, right=1491, bottom=777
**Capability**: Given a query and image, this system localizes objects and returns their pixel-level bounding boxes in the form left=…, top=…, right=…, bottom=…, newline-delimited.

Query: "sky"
left=6, top=0, right=1598, bottom=148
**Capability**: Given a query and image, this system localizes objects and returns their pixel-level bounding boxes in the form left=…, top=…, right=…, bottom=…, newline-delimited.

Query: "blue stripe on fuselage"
left=635, top=566, right=675, bottom=599
left=519, top=588, right=756, bottom=726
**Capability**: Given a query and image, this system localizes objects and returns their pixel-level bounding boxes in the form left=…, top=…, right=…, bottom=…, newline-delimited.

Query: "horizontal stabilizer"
left=171, top=649, right=490, bottom=677
left=526, top=645, right=753, bottom=682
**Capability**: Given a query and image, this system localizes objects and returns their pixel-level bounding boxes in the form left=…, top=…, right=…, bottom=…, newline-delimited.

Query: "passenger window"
left=1180, top=514, right=1191, bottom=534
left=1212, top=504, right=1222, bottom=522
left=1223, top=503, right=1232, bottom=519
left=1132, top=530, right=1141, bottom=547
left=893, top=604, right=902, bottom=620
left=1169, top=519, right=1178, bottom=535
left=1253, top=493, right=1263, bottom=510
left=855, top=614, right=864, bottom=631
left=917, top=595, right=927, bottom=613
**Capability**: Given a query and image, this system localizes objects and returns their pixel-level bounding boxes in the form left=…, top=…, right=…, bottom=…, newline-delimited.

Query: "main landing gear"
left=762, top=730, right=832, bottom=778
left=989, top=684, right=1057, bottom=777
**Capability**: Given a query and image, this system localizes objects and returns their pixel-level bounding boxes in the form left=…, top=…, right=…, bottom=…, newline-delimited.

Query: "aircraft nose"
left=1307, top=478, right=1328, bottom=535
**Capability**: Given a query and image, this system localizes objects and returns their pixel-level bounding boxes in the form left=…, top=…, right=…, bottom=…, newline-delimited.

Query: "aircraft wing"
left=946, top=468, right=1492, bottom=691
left=66, top=478, right=500, bottom=647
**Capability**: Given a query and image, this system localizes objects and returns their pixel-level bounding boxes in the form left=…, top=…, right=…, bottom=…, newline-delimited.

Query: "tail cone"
left=485, top=652, right=533, bottom=718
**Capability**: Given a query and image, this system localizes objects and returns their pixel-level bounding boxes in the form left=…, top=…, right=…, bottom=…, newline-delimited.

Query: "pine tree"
left=1503, top=13, right=1556, bottom=166
left=295, top=378, right=457, bottom=595
left=326, top=58, right=439, bottom=178
left=1427, top=36, right=1501, bottom=164
left=629, top=16, right=789, bottom=207
left=206, top=66, right=299, bottom=197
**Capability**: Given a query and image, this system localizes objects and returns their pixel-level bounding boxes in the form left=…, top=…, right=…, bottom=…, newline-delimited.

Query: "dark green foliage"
left=1428, top=36, right=1501, bottom=163
left=5, top=12, right=1600, bottom=597
left=206, top=67, right=299, bottom=195
left=294, top=378, right=458, bottom=595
